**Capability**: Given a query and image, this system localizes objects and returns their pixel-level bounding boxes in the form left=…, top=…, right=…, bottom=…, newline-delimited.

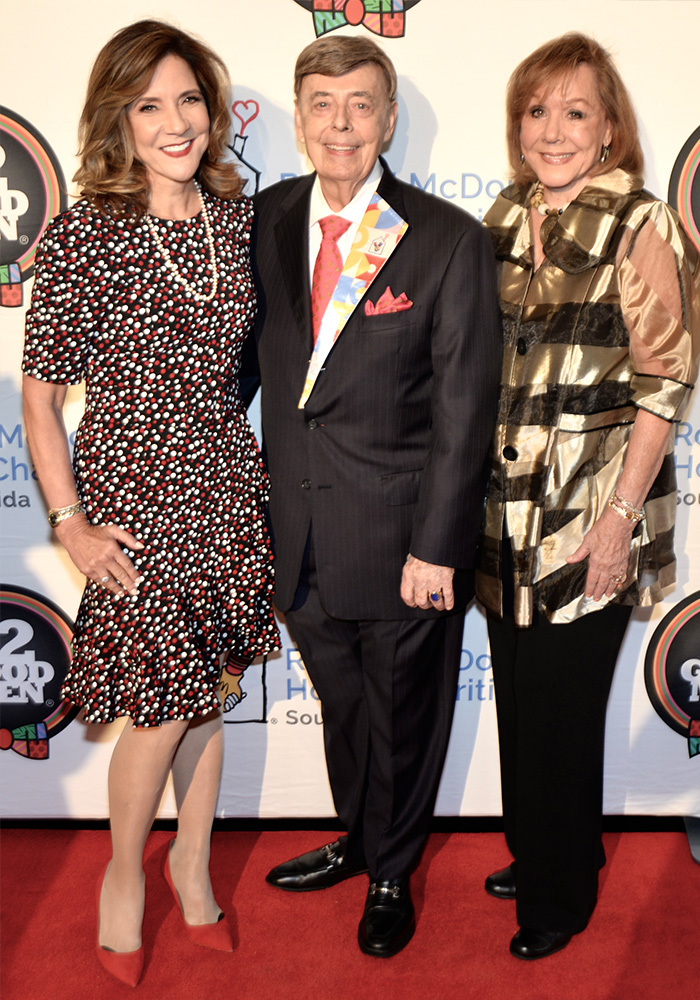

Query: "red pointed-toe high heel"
left=95, top=944, right=145, bottom=988
left=96, top=864, right=145, bottom=987
left=164, top=841, right=234, bottom=952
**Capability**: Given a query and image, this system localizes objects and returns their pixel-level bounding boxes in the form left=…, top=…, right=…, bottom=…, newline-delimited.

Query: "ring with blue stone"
left=430, top=592, right=440, bottom=602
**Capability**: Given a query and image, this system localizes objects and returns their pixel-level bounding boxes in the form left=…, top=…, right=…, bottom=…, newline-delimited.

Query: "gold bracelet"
left=608, top=492, right=645, bottom=523
left=47, top=501, right=84, bottom=528
left=610, top=491, right=646, bottom=518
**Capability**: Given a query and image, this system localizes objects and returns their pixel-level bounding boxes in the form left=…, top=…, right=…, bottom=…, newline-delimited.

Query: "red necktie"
left=311, top=215, right=351, bottom=343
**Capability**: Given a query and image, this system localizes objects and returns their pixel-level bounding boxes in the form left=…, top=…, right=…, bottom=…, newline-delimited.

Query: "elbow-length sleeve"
left=22, top=203, right=110, bottom=384
left=618, top=200, right=700, bottom=421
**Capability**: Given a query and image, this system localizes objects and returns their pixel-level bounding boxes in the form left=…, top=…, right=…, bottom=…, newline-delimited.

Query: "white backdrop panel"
left=1, top=0, right=698, bottom=818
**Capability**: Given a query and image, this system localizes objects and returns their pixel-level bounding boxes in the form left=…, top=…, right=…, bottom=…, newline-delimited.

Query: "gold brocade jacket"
left=476, top=169, right=700, bottom=626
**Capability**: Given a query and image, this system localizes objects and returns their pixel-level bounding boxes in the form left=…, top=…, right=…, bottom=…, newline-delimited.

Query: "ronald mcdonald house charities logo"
left=0, top=107, right=67, bottom=307
left=644, top=591, right=700, bottom=758
left=293, top=0, right=422, bottom=37
left=0, top=585, right=78, bottom=758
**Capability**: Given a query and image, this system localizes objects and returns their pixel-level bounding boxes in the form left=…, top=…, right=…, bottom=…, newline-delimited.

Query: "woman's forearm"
left=22, top=373, right=80, bottom=510
left=22, top=372, right=143, bottom=591
left=613, top=407, right=674, bottom=509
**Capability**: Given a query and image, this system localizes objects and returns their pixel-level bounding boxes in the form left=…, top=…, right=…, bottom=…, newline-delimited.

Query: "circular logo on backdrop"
left=644, top=591, right=700, bottom=758
left=0, top=107, right=67, bottom=306
left=0, top=585, right=78, bottom=759
left=668, top=125, right=700, bottom=253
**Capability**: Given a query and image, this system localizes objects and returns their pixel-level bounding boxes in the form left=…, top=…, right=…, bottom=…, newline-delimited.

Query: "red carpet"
left=1, top=828, right=698, bottom=998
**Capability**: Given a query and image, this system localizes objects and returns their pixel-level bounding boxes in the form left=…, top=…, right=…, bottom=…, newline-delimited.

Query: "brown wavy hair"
left=74, top=19, right=242, bottom=218
left=506, top=33, right=644, bottom=187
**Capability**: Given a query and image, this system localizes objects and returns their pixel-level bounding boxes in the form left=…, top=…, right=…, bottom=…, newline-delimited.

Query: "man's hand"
left=400, top=553, right=455, bottom=610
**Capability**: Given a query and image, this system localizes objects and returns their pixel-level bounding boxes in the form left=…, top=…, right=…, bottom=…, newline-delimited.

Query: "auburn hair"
left=505, top=32, right=643, bottom=186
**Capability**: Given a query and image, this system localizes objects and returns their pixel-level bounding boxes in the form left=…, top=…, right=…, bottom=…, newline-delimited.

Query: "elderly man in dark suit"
left=245, top=35, right=501, bottom=957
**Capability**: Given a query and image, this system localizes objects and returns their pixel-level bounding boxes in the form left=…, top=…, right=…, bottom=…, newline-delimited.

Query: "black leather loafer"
left=509, top=927, right=572, bottom=960
left=265, top=840, right=368, bottom=891
left=358, top=878, right=415, bottom=958
left=485, top=863, right=516, bottom=900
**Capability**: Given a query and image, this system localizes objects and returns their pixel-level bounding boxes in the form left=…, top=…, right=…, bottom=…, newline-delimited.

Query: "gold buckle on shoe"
left=369, top=882, right=401, bottom=898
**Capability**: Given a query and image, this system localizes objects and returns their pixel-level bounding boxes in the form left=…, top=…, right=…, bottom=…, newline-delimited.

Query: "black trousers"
left=487, top=601, right=633, bottom=933
left=286, top=536, right=464, bottom=880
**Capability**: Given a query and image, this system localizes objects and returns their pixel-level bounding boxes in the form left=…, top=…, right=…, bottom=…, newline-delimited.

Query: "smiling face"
left=127, top=53, right=210, bottom=203
left=519, top=62, right=613, bottom=207
left=294, top=62, right=397, bottom=211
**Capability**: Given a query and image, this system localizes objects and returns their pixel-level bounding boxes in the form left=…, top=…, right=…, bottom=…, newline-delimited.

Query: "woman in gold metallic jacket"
left=477, top=32, right=699, bottom=960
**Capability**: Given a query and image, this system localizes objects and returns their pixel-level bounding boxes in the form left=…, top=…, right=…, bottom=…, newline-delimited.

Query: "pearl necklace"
left=530, top=183, right=569, bottom=243
left=145, top=183, right=218, bottom=304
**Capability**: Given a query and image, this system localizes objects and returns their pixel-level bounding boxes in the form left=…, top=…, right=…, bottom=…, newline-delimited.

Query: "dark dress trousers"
left=246, top=159, right=502, bottom=877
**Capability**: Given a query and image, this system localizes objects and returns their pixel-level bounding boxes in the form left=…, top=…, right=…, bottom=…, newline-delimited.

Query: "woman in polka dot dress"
left=22, top=20, right=279, bottom=986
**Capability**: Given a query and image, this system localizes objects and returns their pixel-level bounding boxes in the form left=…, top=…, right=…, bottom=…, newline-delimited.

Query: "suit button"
left=503, top=445, right=518, bottom=461
left=301, top=479, right=311, bottom=489
left=307, top=419, right=319, bottom=430
left=517, top=337, right=527, bottom=355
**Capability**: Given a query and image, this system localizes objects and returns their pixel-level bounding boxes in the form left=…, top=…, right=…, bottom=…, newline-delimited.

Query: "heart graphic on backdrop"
left=232, top=100, right=260, bottom=135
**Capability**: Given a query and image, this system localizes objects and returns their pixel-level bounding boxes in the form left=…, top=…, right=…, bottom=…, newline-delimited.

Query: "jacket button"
left=517, top=337, right=527, bottom=355
left=503, top=445, right=518, bottom=461
left=301, top=479, right=311, bottom=489
left=307, top=419, right=318, bottom=430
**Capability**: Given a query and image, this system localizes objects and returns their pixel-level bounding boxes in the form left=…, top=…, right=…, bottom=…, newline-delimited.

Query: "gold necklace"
left=145, top=182, right=218, bottom=304
left=530, top=183, right=568, bottom=243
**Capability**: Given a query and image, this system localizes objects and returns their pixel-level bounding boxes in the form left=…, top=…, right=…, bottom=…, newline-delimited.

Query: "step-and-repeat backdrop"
left=2, top=0, right=699, bottom=819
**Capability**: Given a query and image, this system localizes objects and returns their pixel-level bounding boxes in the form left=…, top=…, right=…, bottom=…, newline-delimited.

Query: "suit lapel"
left=325, top=160, right=411, bottom=331
left=298, top=197, right=409, bottom=409
left=297, top=161, right=411, bottom=408
left=374, top=157, right=409, bottom=231
left=273, top=162, right=413, bottom=408
left=273, top=176, right=314, bottom=348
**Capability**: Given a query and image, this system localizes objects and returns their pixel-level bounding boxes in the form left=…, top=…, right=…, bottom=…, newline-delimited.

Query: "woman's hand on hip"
left=566, top=508, right=635, bottom=601
left=55, top=514, right=145, bottom=596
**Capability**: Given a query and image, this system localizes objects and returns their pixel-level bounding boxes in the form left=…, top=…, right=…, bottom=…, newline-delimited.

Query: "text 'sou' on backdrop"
left=1, top=0, right=699, bottom=819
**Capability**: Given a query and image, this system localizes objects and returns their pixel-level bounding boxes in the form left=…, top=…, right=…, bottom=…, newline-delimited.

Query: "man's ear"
left=384, top=101, right=398, bottom=144
left=294, top=100, right=305, bottom=145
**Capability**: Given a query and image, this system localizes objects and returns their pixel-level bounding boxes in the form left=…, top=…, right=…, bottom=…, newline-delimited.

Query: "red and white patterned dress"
left=23, top=192, right=280, bottom=727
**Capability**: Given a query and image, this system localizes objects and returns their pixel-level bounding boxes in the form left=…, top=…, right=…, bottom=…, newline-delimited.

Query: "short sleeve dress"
left=22, top=192, right=280, bottom=727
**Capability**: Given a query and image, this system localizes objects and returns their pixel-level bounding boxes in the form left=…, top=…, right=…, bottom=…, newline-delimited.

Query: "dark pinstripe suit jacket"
left=246, top=159, right=502, bottom=619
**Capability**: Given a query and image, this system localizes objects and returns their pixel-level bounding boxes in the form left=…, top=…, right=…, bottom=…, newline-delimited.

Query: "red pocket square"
left=364, top=286, right=413, bottom=316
